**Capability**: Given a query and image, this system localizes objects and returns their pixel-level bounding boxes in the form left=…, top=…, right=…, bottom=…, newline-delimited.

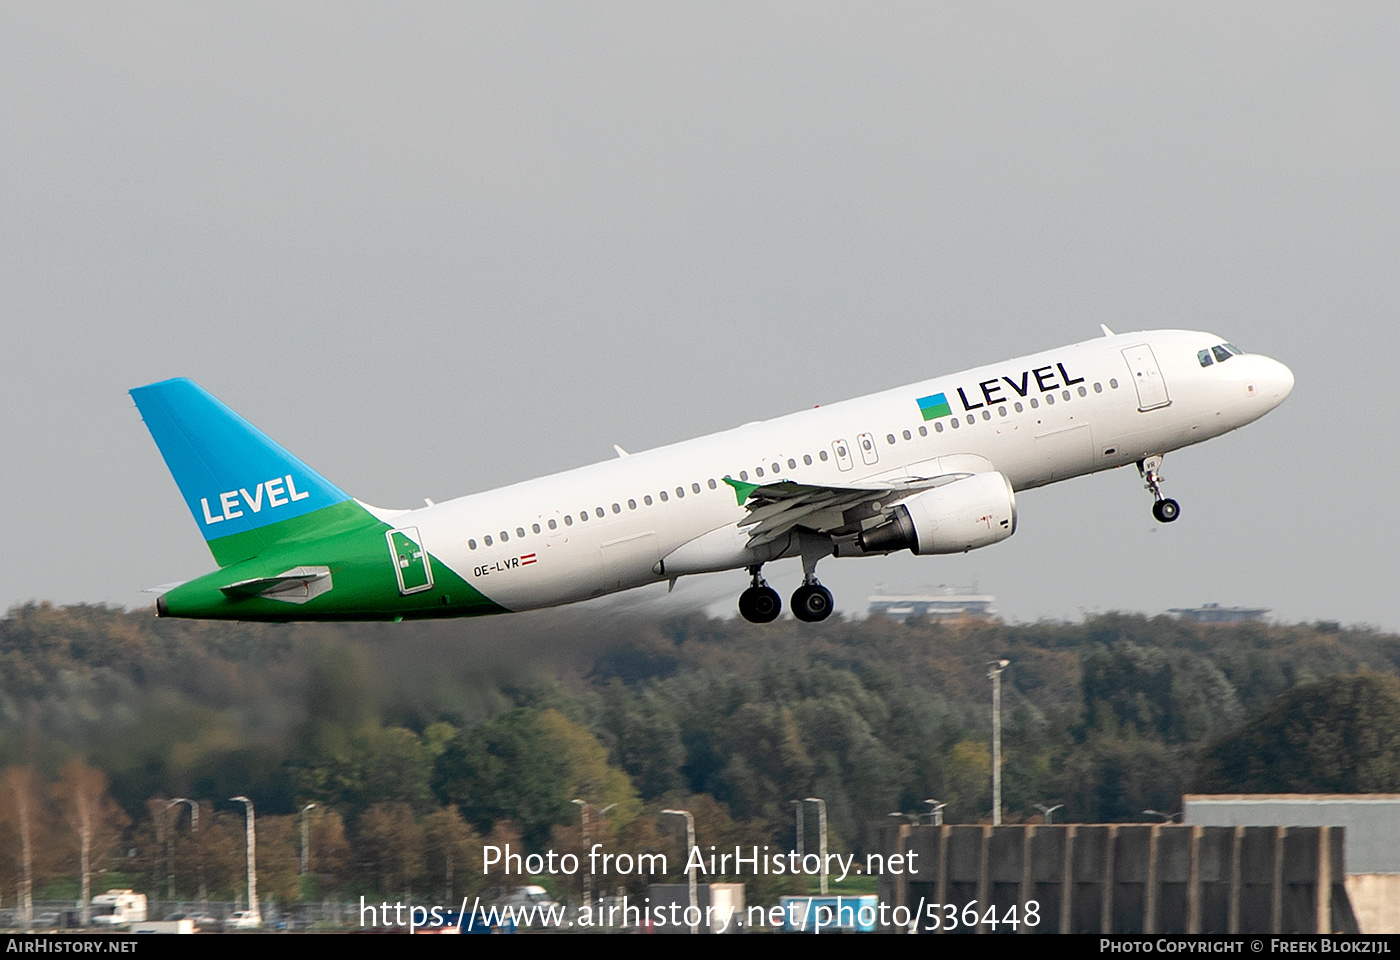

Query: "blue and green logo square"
left=916, top=392, right=952, bottom=421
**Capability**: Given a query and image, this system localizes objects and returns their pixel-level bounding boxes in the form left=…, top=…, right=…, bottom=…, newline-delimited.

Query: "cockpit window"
left=1223, top=342, right=1242, bottom=355
left=1198, top=349, right=1214, bottom=367
left=1212, top=345, right=1232, bottom=363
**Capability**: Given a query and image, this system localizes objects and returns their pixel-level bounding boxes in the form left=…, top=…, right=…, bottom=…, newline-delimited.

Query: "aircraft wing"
left=723, top=474, right=972, bottom=547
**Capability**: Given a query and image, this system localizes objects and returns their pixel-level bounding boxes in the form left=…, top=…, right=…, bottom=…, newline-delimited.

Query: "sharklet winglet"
left=722, top=475, right=761, bottom=506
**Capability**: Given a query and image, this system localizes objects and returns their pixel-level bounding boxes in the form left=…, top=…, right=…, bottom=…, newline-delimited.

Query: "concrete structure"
left=868, top=585, right=997, bottom=622
left=877, top=823, right=1358, bottom=934
left=1185, top=794, right=1400, bottom=934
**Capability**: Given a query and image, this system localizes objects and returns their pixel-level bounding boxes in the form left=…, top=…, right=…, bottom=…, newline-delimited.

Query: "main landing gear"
left=791, top=582, right=834, bottom=623
left=738, top=566, right=782, bottom=624
left=737, top=535, right=837, bottom=624
left=1139, top=455, right=1181, bottom=523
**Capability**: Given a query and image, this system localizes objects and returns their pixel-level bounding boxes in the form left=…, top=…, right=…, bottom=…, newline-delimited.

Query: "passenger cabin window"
left=549, top=519, right=558, bottom=530
left=468, top=539, right=478, bottom=550
left=485, top=535, right=494, bottom=545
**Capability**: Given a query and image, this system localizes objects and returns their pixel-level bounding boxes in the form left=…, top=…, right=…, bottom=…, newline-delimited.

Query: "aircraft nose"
left=1263, top=356, right=1294, bottom=404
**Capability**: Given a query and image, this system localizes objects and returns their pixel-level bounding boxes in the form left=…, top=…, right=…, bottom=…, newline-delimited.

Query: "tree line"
left=1, top=601, right=1397, bottom=908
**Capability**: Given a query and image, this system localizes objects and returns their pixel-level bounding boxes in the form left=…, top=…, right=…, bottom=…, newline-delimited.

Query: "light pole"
left=1035, top=803, right=1063, bottom=825
left=230, top=796, right=259, bottom=923
left=791, top=799, right=805, bottom=859
left=300, top=803, right=315, bottom=875
left=573, top=800, right=616, bottom=907
left=169, top=798, right=206, bottom=907
left=804, top=797, right=828, bottom=895
left=660, top=809, right=697, bottom=935
left=987, top=659, right=1010, bottom=826
left=160, top=800, right=176, bottom=901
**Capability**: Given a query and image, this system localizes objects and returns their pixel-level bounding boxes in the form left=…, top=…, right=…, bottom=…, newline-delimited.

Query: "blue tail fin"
left=131, top=378, right=354, bottom=564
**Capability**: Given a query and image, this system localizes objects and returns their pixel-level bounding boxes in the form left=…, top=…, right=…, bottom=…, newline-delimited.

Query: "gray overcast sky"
left=3, top=3, right=1395, bottom=628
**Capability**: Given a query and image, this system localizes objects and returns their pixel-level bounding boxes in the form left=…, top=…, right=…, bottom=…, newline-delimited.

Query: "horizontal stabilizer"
left=219, top=566, right=333, bottom=604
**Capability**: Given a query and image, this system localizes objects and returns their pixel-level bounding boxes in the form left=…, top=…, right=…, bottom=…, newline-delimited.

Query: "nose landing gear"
left=1139, top=455, right=1181, bottom=523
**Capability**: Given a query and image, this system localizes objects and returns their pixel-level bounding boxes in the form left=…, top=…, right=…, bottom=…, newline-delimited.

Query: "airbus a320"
left=131, top=327, right=1292, bottom=623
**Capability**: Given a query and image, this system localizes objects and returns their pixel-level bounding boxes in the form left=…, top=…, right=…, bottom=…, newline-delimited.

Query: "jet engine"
left=858, top=472, right=1017, bottom=555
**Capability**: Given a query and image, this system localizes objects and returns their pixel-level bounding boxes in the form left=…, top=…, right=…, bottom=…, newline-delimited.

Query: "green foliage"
left=1195, top=675, right=1400, bottom=793
left=431, top=708, right=574, bottom=848
left=4, top=602, right=1400, bottom=899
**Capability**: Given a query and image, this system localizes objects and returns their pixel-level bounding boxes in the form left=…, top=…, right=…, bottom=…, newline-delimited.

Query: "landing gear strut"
left=738, top=566, right=782, bottom=623
left=791, top=532, right=834, bottom=623
left=1139, top=455, right=1181, bottom=523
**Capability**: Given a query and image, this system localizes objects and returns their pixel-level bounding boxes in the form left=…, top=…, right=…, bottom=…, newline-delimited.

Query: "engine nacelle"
left=859, top=472, right=1017, bottom=555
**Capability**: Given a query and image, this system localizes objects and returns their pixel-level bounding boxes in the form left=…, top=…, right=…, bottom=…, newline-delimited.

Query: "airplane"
left=130, top=327, right=1293, bottom=624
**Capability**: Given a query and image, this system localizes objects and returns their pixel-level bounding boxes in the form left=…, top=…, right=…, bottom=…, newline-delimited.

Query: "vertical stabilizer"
left=130, top=378, right=359, bottom=567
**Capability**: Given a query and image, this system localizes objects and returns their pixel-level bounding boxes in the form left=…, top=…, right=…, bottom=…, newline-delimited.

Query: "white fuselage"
left=388, top=330, right=1292, bottom=612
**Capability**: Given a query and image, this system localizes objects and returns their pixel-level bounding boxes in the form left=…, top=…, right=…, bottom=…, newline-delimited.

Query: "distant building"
left=867, top=585, right=997, bottom=622
left=1167, top=602, right=1269, bottom=624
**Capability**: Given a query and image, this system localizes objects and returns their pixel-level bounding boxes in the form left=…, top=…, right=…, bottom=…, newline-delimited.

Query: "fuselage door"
left=386, top=527, right=434, bottom=595
left=857, top=432, right=880, bottom=466
left=1121, top=344, right=1172, bottom=411
left=832, top=439, right=854, bottom=472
